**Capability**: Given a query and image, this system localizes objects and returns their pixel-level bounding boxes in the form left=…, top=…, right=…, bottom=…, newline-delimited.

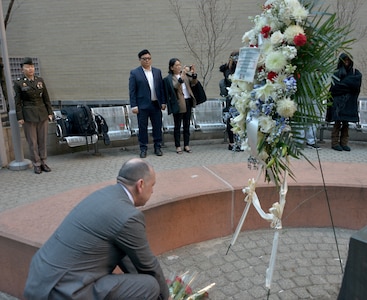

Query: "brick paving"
left=0, top=139, right=366, bottom=299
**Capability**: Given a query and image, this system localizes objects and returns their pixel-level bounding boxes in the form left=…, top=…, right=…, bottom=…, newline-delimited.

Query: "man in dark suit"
left=24, top=158, right=171, bottom=300
left=129, top=49, right=166, bottom=158
left=14, top=57, right=53, bottom=174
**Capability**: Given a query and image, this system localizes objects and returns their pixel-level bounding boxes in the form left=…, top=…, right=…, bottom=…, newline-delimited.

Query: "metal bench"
left=91, top=106, right=131, bottom=141
left=192, top=100, right=226, bottom=133
left=162, top=109, right=174, bottom=133
left=161, top=109, right=196, bottom=133
left=357, top=98, right=367, bottom=133
left=125, top=104, right=153, bottom=136
left=53, top=110, right=98, bottom=148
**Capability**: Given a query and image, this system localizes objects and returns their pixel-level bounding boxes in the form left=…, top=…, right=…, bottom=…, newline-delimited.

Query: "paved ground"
left=0, top=138, right=366, bottom=299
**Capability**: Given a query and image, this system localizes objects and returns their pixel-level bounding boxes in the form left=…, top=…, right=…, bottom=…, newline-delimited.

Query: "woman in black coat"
left=327, top=53, right=362, bottom=151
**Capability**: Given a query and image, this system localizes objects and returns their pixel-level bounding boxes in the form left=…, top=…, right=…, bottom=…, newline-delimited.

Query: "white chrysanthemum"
left=276, top=97, right=297, bottom=118
left=270, top=31, right=284, bottom=45
left=285, top=0, right=309, bottom=22
left=284, top=25, right=304, bottom=44
left=259, top=115, right=276, bottom=133
left=292, top=6, right=309, bottom=22
left=265, top=51, right=287, bottom=73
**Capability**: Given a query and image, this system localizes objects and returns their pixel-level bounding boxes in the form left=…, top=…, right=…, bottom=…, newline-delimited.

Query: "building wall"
left=2, top=0, right=367, bottom=102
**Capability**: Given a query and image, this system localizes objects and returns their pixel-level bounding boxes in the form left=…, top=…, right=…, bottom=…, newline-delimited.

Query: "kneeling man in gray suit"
left=24, top=158, right=170, bottom=300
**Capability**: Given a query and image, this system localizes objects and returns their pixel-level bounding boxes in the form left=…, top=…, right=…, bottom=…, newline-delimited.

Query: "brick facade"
left=2, top=0, right=366, bottom=101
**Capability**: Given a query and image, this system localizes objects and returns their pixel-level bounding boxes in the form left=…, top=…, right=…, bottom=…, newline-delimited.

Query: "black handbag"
left=192, top=81, right=207, bottom=105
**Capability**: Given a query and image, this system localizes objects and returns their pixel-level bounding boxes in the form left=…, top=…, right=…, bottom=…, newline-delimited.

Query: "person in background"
left=300, top=100, right=322, bottom=150
left=219, top=50, right=242, bottom=151
left=24, top=158, right=171, bottom=300
left=14, top=57, right=53, bottom=174
left=304, top=123, right=321, bottom=149
left=129, top=49, right=166, bottom=158
left=327, top=53, right=362, bottom=151
left=163, top=59, right=197, bottom=154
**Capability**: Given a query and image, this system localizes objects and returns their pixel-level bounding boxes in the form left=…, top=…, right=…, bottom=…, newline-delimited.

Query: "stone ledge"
left=1, top=161, right=367, bottom=299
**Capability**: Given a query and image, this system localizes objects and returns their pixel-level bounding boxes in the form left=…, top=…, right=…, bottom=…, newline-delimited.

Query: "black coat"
left=326, top=55, right=362, bottom=123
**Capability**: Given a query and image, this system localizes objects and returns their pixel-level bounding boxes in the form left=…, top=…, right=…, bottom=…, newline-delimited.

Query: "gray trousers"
left=47, top=273, right=161, bottom=300
left=22, top=119, right=48, bottom=166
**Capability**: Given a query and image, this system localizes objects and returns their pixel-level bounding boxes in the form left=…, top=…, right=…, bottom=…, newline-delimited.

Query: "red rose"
left=261, top=26, right=271, bottom=38
left=185, top=285, right=192, bottom=295
left=267, top=71, right=278, bottom=81
left=294, top=34, right=307, bottom=46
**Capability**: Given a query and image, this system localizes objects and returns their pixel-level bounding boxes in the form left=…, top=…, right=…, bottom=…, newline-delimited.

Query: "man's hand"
left=18, top=119, right=24, bottom=125
left=161, top=104, right=166, bottom=111
left=131, top=106, right=139, bottom=114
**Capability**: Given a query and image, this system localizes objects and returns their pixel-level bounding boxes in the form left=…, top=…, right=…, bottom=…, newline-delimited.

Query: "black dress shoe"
left=41, top=164, right=52, bottom=172
left=154, top=148, right=163, bottom=156
left=140, top=151, right=147, bottom=158
left=34, top=166, right=42, bottom=174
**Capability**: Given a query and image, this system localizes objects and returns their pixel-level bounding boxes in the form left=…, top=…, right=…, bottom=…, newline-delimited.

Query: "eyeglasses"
left=140, top=57, right=151, bottom=61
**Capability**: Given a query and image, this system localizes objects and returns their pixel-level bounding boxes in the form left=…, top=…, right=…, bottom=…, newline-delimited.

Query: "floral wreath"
left=228, top=0, right=354, bottom=186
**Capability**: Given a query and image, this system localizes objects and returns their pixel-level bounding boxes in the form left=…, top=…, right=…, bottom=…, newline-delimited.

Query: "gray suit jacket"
left=24, top=184, right=169, bottom=300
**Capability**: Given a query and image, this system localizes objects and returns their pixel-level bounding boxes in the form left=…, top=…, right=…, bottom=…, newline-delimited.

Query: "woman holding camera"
left=163, top=58, right=197, bottom=154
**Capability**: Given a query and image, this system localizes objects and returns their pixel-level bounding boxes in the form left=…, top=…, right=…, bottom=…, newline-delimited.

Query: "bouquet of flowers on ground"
left=228, top=0, right=354, bottom=185
left=166, top=271, right=215, bottom=300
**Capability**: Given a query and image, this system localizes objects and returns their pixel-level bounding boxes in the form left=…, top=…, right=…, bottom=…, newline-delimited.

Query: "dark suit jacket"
left=24, top=184, right=169, bottom=300
left=129, top=66, right=166, bottom=109
left=14, top=76, right=53, bottom=122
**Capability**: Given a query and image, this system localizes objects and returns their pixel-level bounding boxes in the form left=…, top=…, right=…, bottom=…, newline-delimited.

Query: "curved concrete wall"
left=0, top=161, right=366, bottom=298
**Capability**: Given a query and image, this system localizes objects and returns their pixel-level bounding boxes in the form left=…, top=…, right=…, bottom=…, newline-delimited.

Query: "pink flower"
left=294, top=33, right=307, bottom=46
left=261, top=26, right=271, bottom=38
